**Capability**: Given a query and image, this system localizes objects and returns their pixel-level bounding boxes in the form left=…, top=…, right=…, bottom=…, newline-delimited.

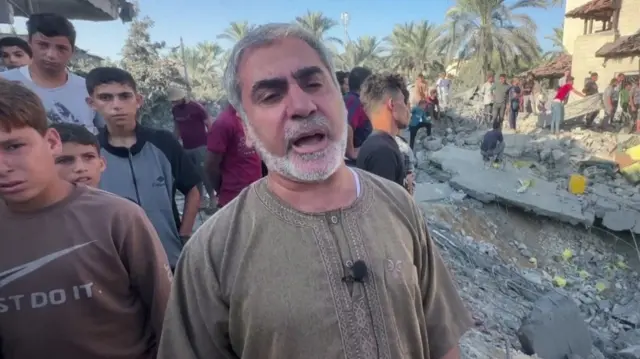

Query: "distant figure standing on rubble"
left=582, top=72, right=599, bottom=127
left=480, top=120, right=505, bottom=165
left=411, top=74, right=428, bottom=107
left=602, top=78, right=619, bottom=129
left=491, top=74, right=511, bottom=127
left=508, top=77, right=522, bottom=130
left=521, top=72, right=536, bottom=114
left=478, top=73, right=495, bottom=124
left=631, top=77, right=640, bottom=132
left=436, top=72, right=451, bottom=108
left=551, top=76, right=584, bottom=134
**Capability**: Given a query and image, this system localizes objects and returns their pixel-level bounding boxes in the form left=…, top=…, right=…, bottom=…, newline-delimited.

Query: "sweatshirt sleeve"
left=158, top=226, right=235, bottom=359
left=114, top=201, right=173, bottom=343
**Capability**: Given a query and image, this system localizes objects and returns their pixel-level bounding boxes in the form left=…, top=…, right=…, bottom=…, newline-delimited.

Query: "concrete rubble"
left=410, top=90, right=640, bottom=358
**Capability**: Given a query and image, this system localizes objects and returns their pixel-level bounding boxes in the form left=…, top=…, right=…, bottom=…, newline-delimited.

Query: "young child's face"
left=54, top=143, right=105, bottom=187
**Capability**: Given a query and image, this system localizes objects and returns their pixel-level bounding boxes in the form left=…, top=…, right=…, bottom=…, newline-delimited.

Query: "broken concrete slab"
left=429, top=146, right=595, bottom=227
left=602, top=209, right=640, bottom=232
left=617, top=345, right=640, bottom=359
left=413, top=183, right=454, bottom=203
left=517, top=292, right=592, bottom=359
left=611, top=301, right=640, bottom=327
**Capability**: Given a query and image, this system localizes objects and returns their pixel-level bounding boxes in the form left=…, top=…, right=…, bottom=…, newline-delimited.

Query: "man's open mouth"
left=291, top=131, right=329, bottom=154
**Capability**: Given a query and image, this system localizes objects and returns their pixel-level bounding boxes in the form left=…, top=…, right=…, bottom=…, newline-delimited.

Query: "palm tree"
left=542, top=27, right=566, bottom=59
left=336, top=36, right=385, bottom=70
left=443, top=0, right=546, bottom=77
left=386, top=21, right=446, bottom=79
left=170, top=41, right=226, bottom=100
left=217, top=21, right=256, bottom=44
left=295, top=11, right=343, bottom=45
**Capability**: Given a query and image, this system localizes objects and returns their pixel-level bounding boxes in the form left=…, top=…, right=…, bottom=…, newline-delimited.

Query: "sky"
left=2, top=0, right=566, bottom=60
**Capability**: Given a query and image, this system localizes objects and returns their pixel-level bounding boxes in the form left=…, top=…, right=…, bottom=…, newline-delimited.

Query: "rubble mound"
left=413, top=92, right=640, bottom=358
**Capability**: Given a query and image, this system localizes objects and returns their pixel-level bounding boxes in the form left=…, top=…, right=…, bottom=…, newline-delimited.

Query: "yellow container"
left=568, top=174, right=587, bottom=195
left=626, top=144, right=640, bottom=161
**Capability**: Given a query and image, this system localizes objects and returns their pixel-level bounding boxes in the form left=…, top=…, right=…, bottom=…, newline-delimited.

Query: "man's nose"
left=286, top=84, right=318, bottom=119
left=73, top=160, right=88, bottom=173
left=44, top=48, right=57, bottom=60
left=0, top=155, right=13, bottom=176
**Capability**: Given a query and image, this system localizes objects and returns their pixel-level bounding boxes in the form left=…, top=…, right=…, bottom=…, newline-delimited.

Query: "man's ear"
left=44, top=127, right=62, bottom=155
left=98, top=155, right=106, bottom=173
left=135, top=93, right=144, bottom=109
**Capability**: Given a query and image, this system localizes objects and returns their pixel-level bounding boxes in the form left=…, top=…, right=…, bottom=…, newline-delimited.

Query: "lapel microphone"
left=343, top=260, right=368, bottom=283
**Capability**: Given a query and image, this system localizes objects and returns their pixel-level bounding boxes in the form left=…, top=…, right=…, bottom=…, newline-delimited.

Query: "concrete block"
left=517, top=292, right=592, bottom=359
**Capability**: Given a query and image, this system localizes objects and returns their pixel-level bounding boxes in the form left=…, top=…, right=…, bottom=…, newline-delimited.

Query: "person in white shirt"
left=0, top=13, right=102, bottom=134
left=436, top=72, right=452, bottom=108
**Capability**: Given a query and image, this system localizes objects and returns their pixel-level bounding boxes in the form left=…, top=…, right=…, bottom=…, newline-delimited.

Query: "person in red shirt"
left=169, top=88, right=214, bottom=207
left=550, top=76, right=584, bottom=134
left=426, top=88, right=441, bottom=122
left=205, top=105, right=262, bottom=210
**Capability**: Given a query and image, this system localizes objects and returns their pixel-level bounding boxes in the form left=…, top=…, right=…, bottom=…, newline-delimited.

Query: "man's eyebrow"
left=292, top=66, right=323, bottom=81
left=251, top=77, right=288, bottom=98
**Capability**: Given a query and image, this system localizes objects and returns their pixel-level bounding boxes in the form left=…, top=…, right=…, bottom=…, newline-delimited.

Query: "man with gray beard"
left=159, top=23, right=472, bottom=359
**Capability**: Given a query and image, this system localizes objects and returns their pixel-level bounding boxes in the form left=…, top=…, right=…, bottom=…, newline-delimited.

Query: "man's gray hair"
left=223, top=23, right=339, bottom=121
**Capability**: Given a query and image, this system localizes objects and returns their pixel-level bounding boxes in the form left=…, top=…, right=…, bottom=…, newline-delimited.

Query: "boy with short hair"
left=0, top=36, right=32, bottom=70
left=86, top=67, right=201, bottom=269
left=0, top=77, right=171, bottom=358
left=51, top=122, right=105, bottom=187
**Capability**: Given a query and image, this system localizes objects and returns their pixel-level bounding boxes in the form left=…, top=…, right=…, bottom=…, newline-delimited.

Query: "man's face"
left=391, top=94, right=410, bottom=130
left=1, top=46, right=31, bottom=69
left=341, top=77, right=349, bottom=94
left=488, top=76, right=494, bottom=83
left=0, top=126, right=62, bottom=206
left=87, top=83, right=142, bottom=129
left=617, top=74, right=625, bottom=83
left=29, top=33, right=73, bottom=74
left=499, top=76, right=506, bottom=84
left=55, top=143, right=105, bottom=187
left=564, top=71, right=570, bottom=78
left=238, top=37, right=347, bottom=183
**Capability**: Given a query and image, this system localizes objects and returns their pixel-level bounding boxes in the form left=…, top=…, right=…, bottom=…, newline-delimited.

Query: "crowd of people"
left=0, top=13, right=472, bottom=359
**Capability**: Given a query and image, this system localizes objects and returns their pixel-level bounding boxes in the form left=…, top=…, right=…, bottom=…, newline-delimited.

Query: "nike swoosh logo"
left=0, top=241, right=96, bottom=289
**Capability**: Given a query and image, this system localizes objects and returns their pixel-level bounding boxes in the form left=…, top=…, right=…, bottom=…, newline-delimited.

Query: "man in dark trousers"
left=491, top=74, right=511, bottom=127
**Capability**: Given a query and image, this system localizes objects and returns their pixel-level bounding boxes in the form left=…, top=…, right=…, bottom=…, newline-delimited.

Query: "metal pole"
left=340, top=12, right=351, bottom=45
left=179, top=36, right=192, bottom=97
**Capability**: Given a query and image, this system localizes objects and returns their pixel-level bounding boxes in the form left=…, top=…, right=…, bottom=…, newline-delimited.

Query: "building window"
left=584, top=18, right=613, bottom=34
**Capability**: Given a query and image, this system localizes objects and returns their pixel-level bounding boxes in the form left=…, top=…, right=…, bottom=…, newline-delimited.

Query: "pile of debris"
left=412, top=92, right=640, bottom=358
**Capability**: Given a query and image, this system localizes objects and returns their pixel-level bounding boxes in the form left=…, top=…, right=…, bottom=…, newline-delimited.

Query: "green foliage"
left=120, top=17, right=182, bottom=129
left=72, top=2, right=559, bottom=130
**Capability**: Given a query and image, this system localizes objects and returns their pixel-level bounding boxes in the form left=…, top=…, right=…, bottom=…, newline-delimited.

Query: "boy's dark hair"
left=50, top=123, right=100, bottom=152
left=86, top=67, right=138, bottom=95
left=492, top=120, right=501, bottom=130
left=360, top=72, right=409, bottom=115
left=499, top=73, right=507, bottom=78
left=348, top=66, right=373, bottom=93
left=0, top=37, right=33, bottom=58
left=336, top=71, right=349, bottom=85
left=26, top=13, right=76, bottom=48
left=0, top=79, right=48, bottom=134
